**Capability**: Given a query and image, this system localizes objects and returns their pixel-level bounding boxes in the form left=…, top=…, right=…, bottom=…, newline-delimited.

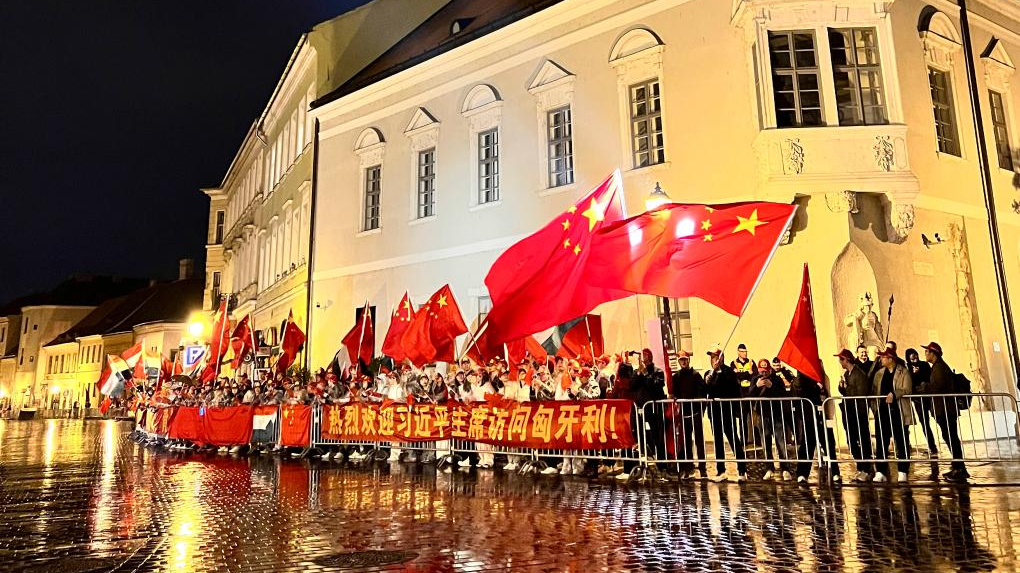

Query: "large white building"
left=306, top=0, right=1020, bottom=394
left=202, top=0, right=449, bottom=364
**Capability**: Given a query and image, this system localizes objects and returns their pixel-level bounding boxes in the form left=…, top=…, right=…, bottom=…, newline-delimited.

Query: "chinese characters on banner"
left=320, top=400, right=635, bottom=450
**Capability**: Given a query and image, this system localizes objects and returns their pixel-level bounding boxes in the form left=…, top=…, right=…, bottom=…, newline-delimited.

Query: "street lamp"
left=645, top=181, right=672, bottom=211
left=188, top=319, right=205, bottom=338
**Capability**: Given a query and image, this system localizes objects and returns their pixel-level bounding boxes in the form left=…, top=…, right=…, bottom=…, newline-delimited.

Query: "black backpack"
left=953, top=371, right=972, bottom=410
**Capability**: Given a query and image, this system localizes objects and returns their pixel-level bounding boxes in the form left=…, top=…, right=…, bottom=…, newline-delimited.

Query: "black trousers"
left=679, top=403, right=707, bottom=474
left=796, top=407, right=841, bottom=478
left=875, top=403, right=910, bottom=473
left=912, top=397, right=939, bottom=455
left=708, top=403, right=746, bottom=474
left=840, top=401, right=873, bottom=473
left=935, top=413, right=966, bottom=471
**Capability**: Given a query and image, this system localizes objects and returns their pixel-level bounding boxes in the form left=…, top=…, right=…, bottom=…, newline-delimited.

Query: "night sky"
left=0, top=0, right=371, bottom=304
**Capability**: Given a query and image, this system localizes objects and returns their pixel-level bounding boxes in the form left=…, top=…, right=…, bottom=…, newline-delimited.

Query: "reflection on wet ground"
left=1, top=419, right=1019, bottom=572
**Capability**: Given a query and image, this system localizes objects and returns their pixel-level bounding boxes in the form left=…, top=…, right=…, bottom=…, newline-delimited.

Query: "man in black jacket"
left=705, top=346, right=746, bottom=481
left=671, top=350, right=707, bottom=478
left=923, top=342, right=968, bottom=482
left=837, top=348, right=873, bottom=482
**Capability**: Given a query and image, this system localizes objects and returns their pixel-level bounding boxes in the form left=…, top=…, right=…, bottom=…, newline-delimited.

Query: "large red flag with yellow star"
left=586, top=202, right=797, bottom=316
left=400, top=284, right=468, bottom=366
left=483, top=171, right=630, bottom=343
left=382, top=292, right=415, bottom=363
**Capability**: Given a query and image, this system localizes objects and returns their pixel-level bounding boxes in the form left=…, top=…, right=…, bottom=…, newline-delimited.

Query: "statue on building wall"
left=844, top=292, right=884, bottom=352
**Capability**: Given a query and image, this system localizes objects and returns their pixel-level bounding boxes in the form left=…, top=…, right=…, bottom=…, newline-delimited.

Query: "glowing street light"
left=50, top=385, right=61, bottom=394
left=644, top=181, right=672, bottom=211
left=188, top=320, right=205, bottom=338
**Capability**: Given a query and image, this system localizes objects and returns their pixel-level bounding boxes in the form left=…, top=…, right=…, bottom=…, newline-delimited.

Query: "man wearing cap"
left=671, top=350, right=707, bottom=479
left=836, top=349, right=873, bottom=482
left=704, top=346, right=747, bottom=481
left=871, top=347, right=913, bottom=483
left=922, top=342, right=968, bottom=482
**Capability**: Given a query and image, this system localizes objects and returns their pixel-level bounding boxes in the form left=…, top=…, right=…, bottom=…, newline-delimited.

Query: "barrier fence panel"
left=640, top=398, right=827, bottom=479
left=251, top=405, right=281, bottom=448
left=822, top=393, right=1020, bottom=471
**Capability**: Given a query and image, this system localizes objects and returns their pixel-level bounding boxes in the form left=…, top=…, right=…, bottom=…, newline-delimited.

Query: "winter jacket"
left=923, top=358, right=958, bottom=418
left=870, top=362, right=914, bottom=425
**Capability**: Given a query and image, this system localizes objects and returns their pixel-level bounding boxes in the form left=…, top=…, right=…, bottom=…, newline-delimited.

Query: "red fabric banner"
left=280, top=404, right=312, bottom=447
left=201, top=406, right=254, bottom=446
left=167, top=407, right=205, bottom=442
left=320, top=399, right=635, bottom=450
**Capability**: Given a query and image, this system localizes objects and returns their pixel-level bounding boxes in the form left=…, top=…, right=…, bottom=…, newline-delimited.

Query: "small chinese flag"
left=400, top=284, right=468, bottom=366
left=275, top=311, right=306, bottom=375
left=777, top=264, right=825, bottom=383
left=382, top=292, right=415, bottom=363
left=341, top=302, right=375, bottom=368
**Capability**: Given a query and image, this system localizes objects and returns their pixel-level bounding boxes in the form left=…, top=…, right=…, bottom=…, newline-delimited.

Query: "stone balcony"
left=754, top=124, right=921, bottom=240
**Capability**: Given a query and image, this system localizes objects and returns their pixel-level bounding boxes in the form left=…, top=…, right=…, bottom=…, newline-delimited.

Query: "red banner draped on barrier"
left=320, top=400, right=635, bottom=450
left=280, top=404, right=312, bottom=447
left=202, top=406, right=254, bottom=446
left=167, top=406, right=254, bottom=446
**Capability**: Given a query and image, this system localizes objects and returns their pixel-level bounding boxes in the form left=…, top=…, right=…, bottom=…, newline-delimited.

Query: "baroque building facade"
left=307, top=0, right=1020, bottom=394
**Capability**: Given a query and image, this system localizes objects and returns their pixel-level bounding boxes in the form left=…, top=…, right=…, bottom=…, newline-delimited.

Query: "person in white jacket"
left=501, top=366, right=532, bottom=471
left=472, top=371, right=497, bottom=469
left=384, top=371, right=406, bottom=462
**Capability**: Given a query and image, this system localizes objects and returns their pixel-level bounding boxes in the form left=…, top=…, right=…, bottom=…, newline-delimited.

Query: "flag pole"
left=248, top=314, right=258, bottom=376
left=583, top=315, right=596, bottom=362
left=457, top=317, right=489, bottom=362
left=356, top=300, right=369, bottom=369
left=721, top=209, right=798, bottom=354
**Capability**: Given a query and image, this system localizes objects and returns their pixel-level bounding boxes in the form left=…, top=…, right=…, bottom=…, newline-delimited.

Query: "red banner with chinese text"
left=319, top=400, right=635, bottom=450
left=280, top=404, right=312, bottom=447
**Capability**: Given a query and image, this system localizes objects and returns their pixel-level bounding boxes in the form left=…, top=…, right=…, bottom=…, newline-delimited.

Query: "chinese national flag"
left=200, top=300, right=232, bottom=382
left=777, top=264, right=825, bottom=383
left=400, top=284, right=468, bottom=366
left=483, top=171, right=630, bottom=344
left=229, top=314, right=255, bottom=369
left=507, top=335, right=548, bottom=364
left=381, top=292, right=415, bottom=363
left=342, top=302, right=375, bottom=368
left=586, top=202, right=797, bottom=316
left=275, top=311, right=306, bottom=375
left=555, top=315, right=604, bottom=362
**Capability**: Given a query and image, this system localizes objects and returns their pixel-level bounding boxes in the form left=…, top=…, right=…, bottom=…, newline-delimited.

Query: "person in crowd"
left=636, top=349, right=668, bottom=472
left=752, top=358, right=792, bottom=481
left=671, top=350, right=707, bottom=479
left=871, top=347, right=913, bottom=483
left=501, top=365, right=532, bottom=472
left=856, top=345, right=872, bottom=374
left=731, top=343, right=757, bottom=446
left=705, top=346, right=747, bottom=482
left=607, top=363, right=645, bottom=479
left=922, top=342, right=969, bottom=482
left=836, top=349, right=873, bottom=482
left=905, top=347, right=939, bottom=479
left=790, top=366, right=841, bottom=484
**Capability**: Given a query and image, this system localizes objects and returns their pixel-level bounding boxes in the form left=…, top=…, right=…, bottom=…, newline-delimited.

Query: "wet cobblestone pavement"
left=2, top=420, right=1020, bottom=572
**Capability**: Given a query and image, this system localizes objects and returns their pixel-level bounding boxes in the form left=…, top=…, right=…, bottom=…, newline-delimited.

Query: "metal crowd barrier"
left=639, top=398, right=827, bottom=480
left=823, top=393, right=1020, bottom=469
left=251, top=406, right=282, bottom=449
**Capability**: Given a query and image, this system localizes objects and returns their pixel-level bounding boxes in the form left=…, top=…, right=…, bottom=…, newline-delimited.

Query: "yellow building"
left=201, top=0, right=450, bottom=369
left=304, top=0, right=1020, bottom=397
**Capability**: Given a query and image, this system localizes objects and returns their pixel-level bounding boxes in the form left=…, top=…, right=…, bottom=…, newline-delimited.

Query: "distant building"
left=201, top=0, right=448, bottom=366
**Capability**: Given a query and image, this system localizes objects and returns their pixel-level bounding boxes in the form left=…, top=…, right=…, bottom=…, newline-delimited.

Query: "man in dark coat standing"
left=671, top=350, right=707, bottom=478
left=923, top=342, right=968, bottom=482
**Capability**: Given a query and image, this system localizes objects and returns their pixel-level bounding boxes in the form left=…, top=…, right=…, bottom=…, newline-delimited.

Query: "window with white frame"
left=462, top=85, right=502, bottom=207
left=829, top=28, right=887, bottom=126
left=363, top=165, right=382, bottom=231
left=547, top=106, right=574, bottom=187
left=417, top=148, right=435, bottom=218
left=768, top=31, right=823, bottom=128
left=630, top=79, right=665, bottom=167
left=929, top=68, right=961, bottom=156
left=478, top=129, right=499, bottom=204
left=989, top=90, right=1013, bottom=170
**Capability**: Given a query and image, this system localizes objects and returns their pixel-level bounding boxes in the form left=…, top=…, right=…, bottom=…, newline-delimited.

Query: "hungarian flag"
left=342, top=302, right=375, bottom=369
left=275, top=311, right=306, bottom=375
left=554, top=315, right=604, bottom=362
left=400, top=284, right=468, bottom=366
left=483, top=170, right=630, bottom=344
left=229, top=314, right=256, bottom=369
left=99, top=355, right=131, bottom=398
left=381, top=292, right=415, bottom=363
left=586, top=202, right=797, bottom=316
left=777, top=264, right=825, bottom=383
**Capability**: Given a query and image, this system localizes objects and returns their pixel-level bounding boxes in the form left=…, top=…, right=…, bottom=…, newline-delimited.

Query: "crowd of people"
left=130, top=339, right=971, bottom=483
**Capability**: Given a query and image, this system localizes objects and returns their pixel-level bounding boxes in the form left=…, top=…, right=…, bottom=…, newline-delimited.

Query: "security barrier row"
left=131, top=393, right=1020, bottom=481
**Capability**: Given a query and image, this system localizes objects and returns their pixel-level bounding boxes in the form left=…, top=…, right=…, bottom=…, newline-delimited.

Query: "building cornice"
left=314, top=0, right=697, bottom=132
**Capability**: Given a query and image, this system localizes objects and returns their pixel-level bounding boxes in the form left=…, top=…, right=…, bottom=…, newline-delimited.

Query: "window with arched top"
left=609, top=27, right=666, bottom=169
left=354, top=128, right=386, bottom=233
left=462, top=85, right=503, bottom=207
